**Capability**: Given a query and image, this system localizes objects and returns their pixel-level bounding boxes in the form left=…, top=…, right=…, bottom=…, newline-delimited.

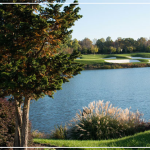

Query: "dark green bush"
left=0, top=98, right=33, bottom=147
left=0, top=98, right=15, bottom=147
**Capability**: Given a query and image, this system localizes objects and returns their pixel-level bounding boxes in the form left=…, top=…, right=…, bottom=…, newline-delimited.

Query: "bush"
left=67, top=100, right=144, bottom=140
left=0, top=98, right=15, bottom=147
left=50, top=125, right=67, bottom=139
left=32, top=130, right=48, bottom=139
left=0, top=98, right=33, bottom=147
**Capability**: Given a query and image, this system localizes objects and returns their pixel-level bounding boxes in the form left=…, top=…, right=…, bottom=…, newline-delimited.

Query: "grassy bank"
left=74, top=53, right=150, bottom=69
left=34, top=130, right=150, bottom=150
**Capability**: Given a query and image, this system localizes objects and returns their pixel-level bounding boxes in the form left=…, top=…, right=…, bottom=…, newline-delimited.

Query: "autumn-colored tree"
left=0, top=1, right=83, bottom=149
left=57, top=35, right=74, bottom=54
left=78, top=38, right=92, bottom=54
left=91, top=45, right=98, bottom=55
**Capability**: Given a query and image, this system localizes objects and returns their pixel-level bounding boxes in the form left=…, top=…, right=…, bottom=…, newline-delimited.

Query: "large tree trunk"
left=14, top=99, right=22, bottom=149
left=21, top=96, right=31, bottom=150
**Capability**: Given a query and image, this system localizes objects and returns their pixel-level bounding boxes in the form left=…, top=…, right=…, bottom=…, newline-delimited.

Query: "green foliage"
left=109, top=46, right=116, bottom=54
left=78, top=38, right=93, bottom=54
left=91, top=45, right=98, bottom=55
left=50, top=125, right=68, bottom=139
left=76, top=36, right=150, bottom=54
left=0, top=1, right=83, bottom=147
left=138, top=59, right=149, bottom=63
left=126, top=46, right=134, bottom=53
left=0, top=1, right=83, bottom=100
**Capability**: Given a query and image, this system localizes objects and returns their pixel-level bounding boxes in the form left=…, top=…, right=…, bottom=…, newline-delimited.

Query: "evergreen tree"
left=0, top=1, right=83, bottom=149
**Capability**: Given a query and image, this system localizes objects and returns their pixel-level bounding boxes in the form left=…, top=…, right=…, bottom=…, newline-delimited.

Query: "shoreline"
left=83, top=63, right=150, bottom=70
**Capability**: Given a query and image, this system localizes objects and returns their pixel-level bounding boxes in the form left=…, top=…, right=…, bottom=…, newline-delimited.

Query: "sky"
left=62, top=0, right=150, bottom=42
left=2, top=0, right=150, bottom=42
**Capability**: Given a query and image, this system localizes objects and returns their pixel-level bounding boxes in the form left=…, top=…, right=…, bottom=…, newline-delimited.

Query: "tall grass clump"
left=50, top=125, right=68, bottom=139
left=68, top=100, right=144, bottom=140
left=32, top=130, right=47, bottom=139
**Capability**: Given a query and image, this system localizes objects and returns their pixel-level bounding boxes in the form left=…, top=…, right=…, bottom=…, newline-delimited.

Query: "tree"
left=72, top=38, right=80, bottom=51
left=105, top=36, right=113, bottom=49
left=57, top=35, right=73, bottom=54
left=109, top=46, right=116, bottom=54
left=92, top=38, right=97, bottom=45
left=126, top=46, right=134, bottom=53
left=117, top=47, right=122, bottom=53
left=78, top=38, right=92, bottom=54
left=0, top=1, right=83, bottom=149
left=96, top=38, right=105, bottom=54
left=106, top=36, right=112, bottom=42
left=99, top=38, right=105, bottom=43
left=136, top=37, right=147, bottom=52
left=91, top=45, right=98, bottom=55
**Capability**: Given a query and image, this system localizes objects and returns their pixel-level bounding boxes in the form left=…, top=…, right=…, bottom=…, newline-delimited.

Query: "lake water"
left=29, top=67, right=150, bottom=133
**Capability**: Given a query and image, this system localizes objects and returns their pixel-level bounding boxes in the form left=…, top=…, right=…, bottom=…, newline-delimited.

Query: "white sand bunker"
left=105, top=59, right=140, bottom=63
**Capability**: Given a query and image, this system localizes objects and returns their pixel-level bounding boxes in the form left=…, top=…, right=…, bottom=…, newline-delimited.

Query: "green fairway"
left=33, top=130, right=150, bottom=150
left=75, top=59, right=105, bottom=65
left=74, top=53, right=150, bottom=69
left=80, top=54, right=130, bottom=59
left=79, top=53, right=150, bottom=59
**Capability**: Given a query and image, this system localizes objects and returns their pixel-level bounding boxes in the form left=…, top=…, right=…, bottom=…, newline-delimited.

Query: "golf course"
left=75, top=53, right=150, bottom=69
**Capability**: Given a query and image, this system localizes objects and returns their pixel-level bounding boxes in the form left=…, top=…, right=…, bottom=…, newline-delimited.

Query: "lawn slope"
left=33, top=130, right=150, bottom=150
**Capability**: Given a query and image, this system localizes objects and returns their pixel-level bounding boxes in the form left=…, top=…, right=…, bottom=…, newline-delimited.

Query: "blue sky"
left=63, top=0, right=150, bottom=41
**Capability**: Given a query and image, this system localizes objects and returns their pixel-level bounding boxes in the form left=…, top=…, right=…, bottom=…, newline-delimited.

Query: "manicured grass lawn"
left=74, top=53, right=150, bottom=66
left=130, top=53, right=150, bottom=58
left=137, top=59, right=149, bottom=63
left=34, top=130, right=150, bottom=150
left=75, top=59, right=105, bottom=65
left=80, top=53, right=150, bottom=59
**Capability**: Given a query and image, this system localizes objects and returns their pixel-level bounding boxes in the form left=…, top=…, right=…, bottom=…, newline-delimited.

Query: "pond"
left=29, top=67, right=150, bottom=133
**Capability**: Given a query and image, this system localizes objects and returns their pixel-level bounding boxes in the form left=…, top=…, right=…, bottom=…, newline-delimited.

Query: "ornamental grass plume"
left=68, top=100, right=144, bottom=140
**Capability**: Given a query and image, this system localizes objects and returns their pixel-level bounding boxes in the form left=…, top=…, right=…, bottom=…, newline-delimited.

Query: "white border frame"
left=1, top=3, right=150, bottom=4
left=1, top=1, right=150, bottom=149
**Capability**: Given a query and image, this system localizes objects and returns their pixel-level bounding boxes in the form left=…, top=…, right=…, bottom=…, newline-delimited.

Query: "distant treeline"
left=57, top=35, right=150, bottom=54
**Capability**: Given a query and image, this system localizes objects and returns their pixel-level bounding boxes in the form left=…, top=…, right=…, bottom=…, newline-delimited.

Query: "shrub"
left=0, top=98, right=33, bottom=147
left=68, top=100, right=144, bottom=140
left=0, top=98, right=15, bottom=147
left=50, top=125, right=67, bottom=139
left=32, top=130, right=47, bottom=139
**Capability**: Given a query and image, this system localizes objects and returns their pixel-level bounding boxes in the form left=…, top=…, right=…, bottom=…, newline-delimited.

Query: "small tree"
left=117, top=47, right=122, bottom=53
left=109, top=46, right=116, bottom=54
left=91, top=45, right=98, bottom=55
left=126, top=46, right=134, bottom=53
left=0, top=1, right=83, bottom=149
